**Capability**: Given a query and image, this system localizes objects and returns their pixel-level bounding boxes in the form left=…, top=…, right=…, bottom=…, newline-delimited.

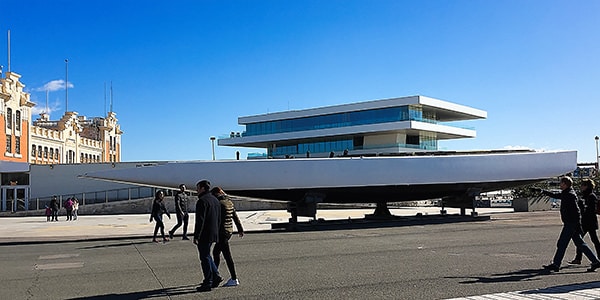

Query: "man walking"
left=540, top=176, right=600, bottom=272
left=169, top=184, right=190, bottom=240
left=194, top=180, right=222, bottom=292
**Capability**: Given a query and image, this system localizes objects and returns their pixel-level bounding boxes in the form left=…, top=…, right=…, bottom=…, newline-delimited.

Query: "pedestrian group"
left=46, top=195, right=79, bottom=222
left=539, top=176, right=600, bottom=272
left=149, top=179, right=244, bottom=292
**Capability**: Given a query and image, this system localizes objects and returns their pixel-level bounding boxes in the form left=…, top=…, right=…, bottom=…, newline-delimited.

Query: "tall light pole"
left=595, top=136, right=599, bottom=171
left=210, top=136, right=216, bottom=160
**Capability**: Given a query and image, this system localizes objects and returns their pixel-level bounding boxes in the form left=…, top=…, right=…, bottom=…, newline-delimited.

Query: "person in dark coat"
left=569, top=178, right=600, bottom=264
left=169, top=184, right=190, bottom=240
left=150, top=190, right=171, bottom=243
left=50, top=196, right=59, bottom=221
left=540, top=176, right=600, bottom=272
left=194, top=180, right=222, bottom=292
left=211, top=187, right=245, bottom=287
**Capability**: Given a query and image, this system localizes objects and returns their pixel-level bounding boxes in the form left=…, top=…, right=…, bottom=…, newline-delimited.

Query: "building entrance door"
left=1, top=186, right=29, bottom=212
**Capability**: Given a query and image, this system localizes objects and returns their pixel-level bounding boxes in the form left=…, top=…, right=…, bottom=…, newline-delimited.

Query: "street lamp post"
left=595, top=136, right=599, bottom=171
left=210, top=136, right=216, bottom=160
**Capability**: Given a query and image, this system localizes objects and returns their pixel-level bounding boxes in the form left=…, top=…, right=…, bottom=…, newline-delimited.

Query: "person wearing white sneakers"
left=211, top=187, right=244, bottom=287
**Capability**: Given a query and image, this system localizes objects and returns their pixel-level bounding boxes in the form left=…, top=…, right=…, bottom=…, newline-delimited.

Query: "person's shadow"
left=450, top=268, right=551, bottom=284
left=448, top=265, right=598, bottom=294
left=66, top=284, right=198, bottom=300
left=78, top=241, right=149, bottom=249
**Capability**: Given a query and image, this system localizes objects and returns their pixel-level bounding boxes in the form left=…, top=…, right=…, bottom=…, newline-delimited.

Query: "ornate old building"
left=0, top=69, right=123, bottom=212
left=0, top=70, right=122, bottom=165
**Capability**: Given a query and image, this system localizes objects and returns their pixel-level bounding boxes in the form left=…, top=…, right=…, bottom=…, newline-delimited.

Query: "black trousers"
left=153, top=216, right=165, bottom=240
left=170, top=213, right=189, bottom=236
left=575, top=229, right=600, bottom=261
left=213, top=233, right=237, bottom=280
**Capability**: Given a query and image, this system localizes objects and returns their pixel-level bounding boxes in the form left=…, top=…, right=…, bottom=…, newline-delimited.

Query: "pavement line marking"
left=38, top=253, right=80, bottom=260
left=34, top=262, right=84, bottom=270
left=133, top=242, right=172, bottom=299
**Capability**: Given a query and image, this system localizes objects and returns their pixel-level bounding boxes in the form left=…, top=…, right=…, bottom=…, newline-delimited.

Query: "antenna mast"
left=65, top=59, right=69, bottom=112
left=110, top=81, right=113, bottom=113
left=7, top=30, right=10, bottom=72
left=104, top=82, right=107, bottom=116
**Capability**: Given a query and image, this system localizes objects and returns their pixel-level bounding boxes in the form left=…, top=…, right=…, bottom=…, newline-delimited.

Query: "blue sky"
left=2, top=1, right=599, bottom=163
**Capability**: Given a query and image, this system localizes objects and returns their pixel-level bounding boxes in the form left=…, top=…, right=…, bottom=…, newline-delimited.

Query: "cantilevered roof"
left=238, top=95, right=486, bottom=124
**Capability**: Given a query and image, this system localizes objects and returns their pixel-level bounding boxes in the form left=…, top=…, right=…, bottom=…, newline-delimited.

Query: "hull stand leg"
left=440, top=198, right=447, bottom=215
left=286, top=192, right=324, bottom=229
left=366, top=202, right=394, bottom=219
left=442, top=188, right=482, bottom=217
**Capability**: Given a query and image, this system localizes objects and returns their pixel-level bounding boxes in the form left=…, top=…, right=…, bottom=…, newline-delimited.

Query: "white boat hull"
left=82, top=150, right=576, bottom=205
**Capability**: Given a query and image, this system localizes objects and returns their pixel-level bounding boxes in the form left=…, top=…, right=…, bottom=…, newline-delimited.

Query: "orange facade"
left=0, top=116, right=29, bottom=163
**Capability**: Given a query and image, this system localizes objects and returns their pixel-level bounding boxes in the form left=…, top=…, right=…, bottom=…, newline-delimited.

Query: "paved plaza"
left=2, top=208, right=600, bottom=299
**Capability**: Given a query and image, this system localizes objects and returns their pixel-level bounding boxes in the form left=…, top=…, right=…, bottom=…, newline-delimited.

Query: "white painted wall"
left=29, top=162, right=157, bottom=199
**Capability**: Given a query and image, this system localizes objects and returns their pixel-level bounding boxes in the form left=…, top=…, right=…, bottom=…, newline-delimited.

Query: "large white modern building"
left=219, top=95, right=487, bottom=158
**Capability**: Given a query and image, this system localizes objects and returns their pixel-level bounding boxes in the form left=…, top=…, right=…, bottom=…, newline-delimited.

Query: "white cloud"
left=34, top=80, right=74, bottom=92
left=31, top=101, right=61, bottom=116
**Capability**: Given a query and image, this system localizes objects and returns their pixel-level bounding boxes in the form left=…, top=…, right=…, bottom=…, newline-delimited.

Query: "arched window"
left=15, top=136, right=20, bottom=154
left=38, top=145, right=42, bottom=157
left=44, top=147, right=48, bottom=158
left=6, top=108, right=12, bottom=129
left=55, top=148, right=59, bottom=160
left=15, top=110, right=21, bottom=131
left=6, top=135, right=11, bottom=153
left=49, top=148, right=54, bottom=159
left=32, top=145, right=36, bottom=157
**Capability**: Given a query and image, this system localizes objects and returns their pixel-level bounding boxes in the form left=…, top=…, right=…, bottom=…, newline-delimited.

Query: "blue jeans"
left=553, top=222, right=600, bottom=265
left=197, top=242, right=220, bottom=286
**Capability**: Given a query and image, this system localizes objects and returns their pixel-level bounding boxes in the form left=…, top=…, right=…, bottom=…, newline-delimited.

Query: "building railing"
left=29, top=186, right=156, bottom=211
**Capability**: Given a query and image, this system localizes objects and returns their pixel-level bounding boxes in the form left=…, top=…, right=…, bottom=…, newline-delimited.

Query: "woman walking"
left=211, top=187, right=244, bottom=287
left=150, top=190, right=171, bottom=243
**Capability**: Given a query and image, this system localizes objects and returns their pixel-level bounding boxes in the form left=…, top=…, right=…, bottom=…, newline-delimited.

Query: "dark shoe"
left=196, top=284, right=211, bottom=292
left=543, top=264, right=560, bottom=272
left=182, top=236, right=190, bottom=240
left=168, top=230, right=174, bottom=240
left=568, top=259, right=581, bottom=265
left=588, top=262, right=600, bottom=272
left=212, top=276, right=223, bottom=288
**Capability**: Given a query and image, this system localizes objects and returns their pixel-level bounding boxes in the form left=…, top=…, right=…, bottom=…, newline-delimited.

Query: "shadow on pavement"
left=519, top=280, right=600, bottom=295
left=78, top=240, right=150, bottom=249
left=452, top=268, right=551, bottom=284
left=451, top=264, right=594, bottom=284
left=274, top=214, right=491, bottom=231
left=67, top=284, right=198, bottom=300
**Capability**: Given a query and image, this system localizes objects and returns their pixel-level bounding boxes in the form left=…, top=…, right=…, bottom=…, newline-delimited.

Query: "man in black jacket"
left=540, top=176, right=600, bottom=272
left=194, top=180, right=222, bottom=292
left=169, top=184, right=190, bottom=240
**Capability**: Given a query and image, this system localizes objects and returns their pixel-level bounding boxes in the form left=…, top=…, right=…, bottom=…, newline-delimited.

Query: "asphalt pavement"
left=2, top=208, right=600, bottom=299
left=0, top=207, right=506, bottom=244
